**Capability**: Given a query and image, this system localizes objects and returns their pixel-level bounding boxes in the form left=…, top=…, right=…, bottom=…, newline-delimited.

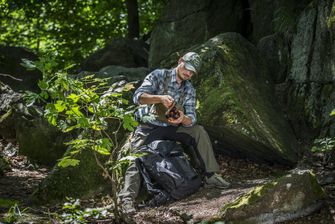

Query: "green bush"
left=22, top=55, right=138, bottom=221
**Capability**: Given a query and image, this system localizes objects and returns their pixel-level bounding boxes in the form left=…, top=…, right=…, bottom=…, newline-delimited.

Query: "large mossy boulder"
left=220, top=169, right=326, bottom=223
left=32, top=147, right=109, bottom=204
left=15, top=114, right=70, bottom=166
left=162, top=33, right=299, bottom=165
left=0, top=46, right=41, bottom=92
left=149, top=0, right=246, bottom=68
left=32, top=131, right=131, bottom=203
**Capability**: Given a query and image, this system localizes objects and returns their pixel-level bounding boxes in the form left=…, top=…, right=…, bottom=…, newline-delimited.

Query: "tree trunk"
left=125, top=0, right=140, bottom=38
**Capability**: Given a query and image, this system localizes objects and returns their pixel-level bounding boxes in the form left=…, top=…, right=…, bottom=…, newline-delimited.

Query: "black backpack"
left=136, top=140, right=202, bottom=207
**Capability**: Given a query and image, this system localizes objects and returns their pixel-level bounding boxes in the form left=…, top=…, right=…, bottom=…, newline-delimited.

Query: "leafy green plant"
left=54, top=197, right=112, bottom=224
left=0, top=198, right=18, bottom=209
left=311, top=138, right=335, bottom=153
left=22, top=55, right=138, bottom=221
left=2, top=204, right=28, bottom=224
left=330, top=109, right=335, bottom=116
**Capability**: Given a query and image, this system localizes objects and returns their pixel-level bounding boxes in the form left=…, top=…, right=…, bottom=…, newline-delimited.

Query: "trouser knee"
left=190, top=124, right=206, bottom=136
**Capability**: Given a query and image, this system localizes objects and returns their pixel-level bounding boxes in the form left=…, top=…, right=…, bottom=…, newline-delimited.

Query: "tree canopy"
left=0, top=0, right=166, bottom=64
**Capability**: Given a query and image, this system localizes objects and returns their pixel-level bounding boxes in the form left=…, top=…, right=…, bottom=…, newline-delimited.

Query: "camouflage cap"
left=182, top=52, right=201, bottom=74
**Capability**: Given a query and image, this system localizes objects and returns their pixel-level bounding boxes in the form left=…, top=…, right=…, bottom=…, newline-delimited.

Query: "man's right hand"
left=160, top=95, right=174, bottom=108
left=139, top=93, right=174, bottom=108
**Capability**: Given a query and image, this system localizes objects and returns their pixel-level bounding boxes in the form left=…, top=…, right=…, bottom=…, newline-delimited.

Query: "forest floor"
left=0, top=138, right=334, bottom=223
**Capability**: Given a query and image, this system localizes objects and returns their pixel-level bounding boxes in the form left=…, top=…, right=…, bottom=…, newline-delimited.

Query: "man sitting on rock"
left=119, top=52, right=231, bottom=214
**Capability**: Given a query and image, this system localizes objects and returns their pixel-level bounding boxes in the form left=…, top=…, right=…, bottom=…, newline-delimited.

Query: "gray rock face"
left=288, top=0, right=335, bottom=137
left=220, top=169, right=326, bottom=224
left=0, top=83, right=22, bottom=140
left=0, top=46, right=41, bottom=92
left=257, top=33, right=290, bottom=84
left=80, top=38, right=148, bottom=71
left=78, top=65, right=149, bottom=84
left=249, top=0, right=309, bottom=43
left=149, top=0, right=246, bottom=68
left=163, top=33, right=299, bottom=165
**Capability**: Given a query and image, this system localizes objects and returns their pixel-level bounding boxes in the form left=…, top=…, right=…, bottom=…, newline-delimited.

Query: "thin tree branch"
left=0, top=73, right=23, bottom=81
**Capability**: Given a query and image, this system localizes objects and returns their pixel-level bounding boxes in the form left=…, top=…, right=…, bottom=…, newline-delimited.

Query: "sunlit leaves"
left=67, top=94, right=80, bottom=103
left=93, top=138, right=112, bottom=155
left=59, top=197, right=113, bottom=223
left=37, top=80, right=48, bottom=90
left=311, top=138, right=335, bottom=153
left=58, top=156, right=80, bottom=168
left=123, top=114, right=138, bottom=131
left=1, top=0, right=166, bottom=65
left=54, top=100, right=67, bottom=112
left=66, top=139, right=90, bottom=150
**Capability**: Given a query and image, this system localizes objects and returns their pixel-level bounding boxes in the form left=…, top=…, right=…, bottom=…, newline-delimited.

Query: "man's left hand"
left=167, top=110, right=184, bottom=125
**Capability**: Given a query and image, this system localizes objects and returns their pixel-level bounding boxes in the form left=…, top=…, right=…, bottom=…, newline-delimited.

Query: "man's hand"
left=160, top=95, right=174, bottom=108
left=167, top=110, right=185, bottom=125
left=139, top=93, right=174, bottom=108
left=168, top=110, right=193, bottom=126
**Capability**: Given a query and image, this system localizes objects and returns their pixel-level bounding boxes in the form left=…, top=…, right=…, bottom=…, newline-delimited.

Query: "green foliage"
left=23, top=55, right=138, bottom=164
left=54, top=197, right=112, bottom=224
left=0, top=198, right=18, bottom=209
left=310, top=108, right=335, bottom=153
left=311, top=138, right=335, bottom=153
left=23, top=55, right=138, bottom=219
left=0, top=0, right=166, bottom=64
left=58, top=156, right=81, bottom=168
left=2, top=204, right=28, bottom=224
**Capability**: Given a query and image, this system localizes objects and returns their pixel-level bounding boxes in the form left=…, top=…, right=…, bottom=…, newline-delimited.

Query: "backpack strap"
left=162, top=69, right=172, bottom=95
left=163, top=69, right=185, bottom=107
left=149, top=69, right=186, bottom=122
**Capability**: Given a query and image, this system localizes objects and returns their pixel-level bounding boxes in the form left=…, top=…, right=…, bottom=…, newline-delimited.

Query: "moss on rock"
left=219, top=169, right=326, bottom=224
left=31, top=126, right=130, bottom=204
left=15, top=115, right=70, bottom=166
left=31, top=146, right=109, bottom=204
left=162, top=33, right=299, bottom=165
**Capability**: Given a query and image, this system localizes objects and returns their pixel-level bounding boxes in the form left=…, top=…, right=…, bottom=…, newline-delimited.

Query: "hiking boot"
left=205, top=173, right=231, bottom=189
left=121, top=199, right=136, bottom=215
